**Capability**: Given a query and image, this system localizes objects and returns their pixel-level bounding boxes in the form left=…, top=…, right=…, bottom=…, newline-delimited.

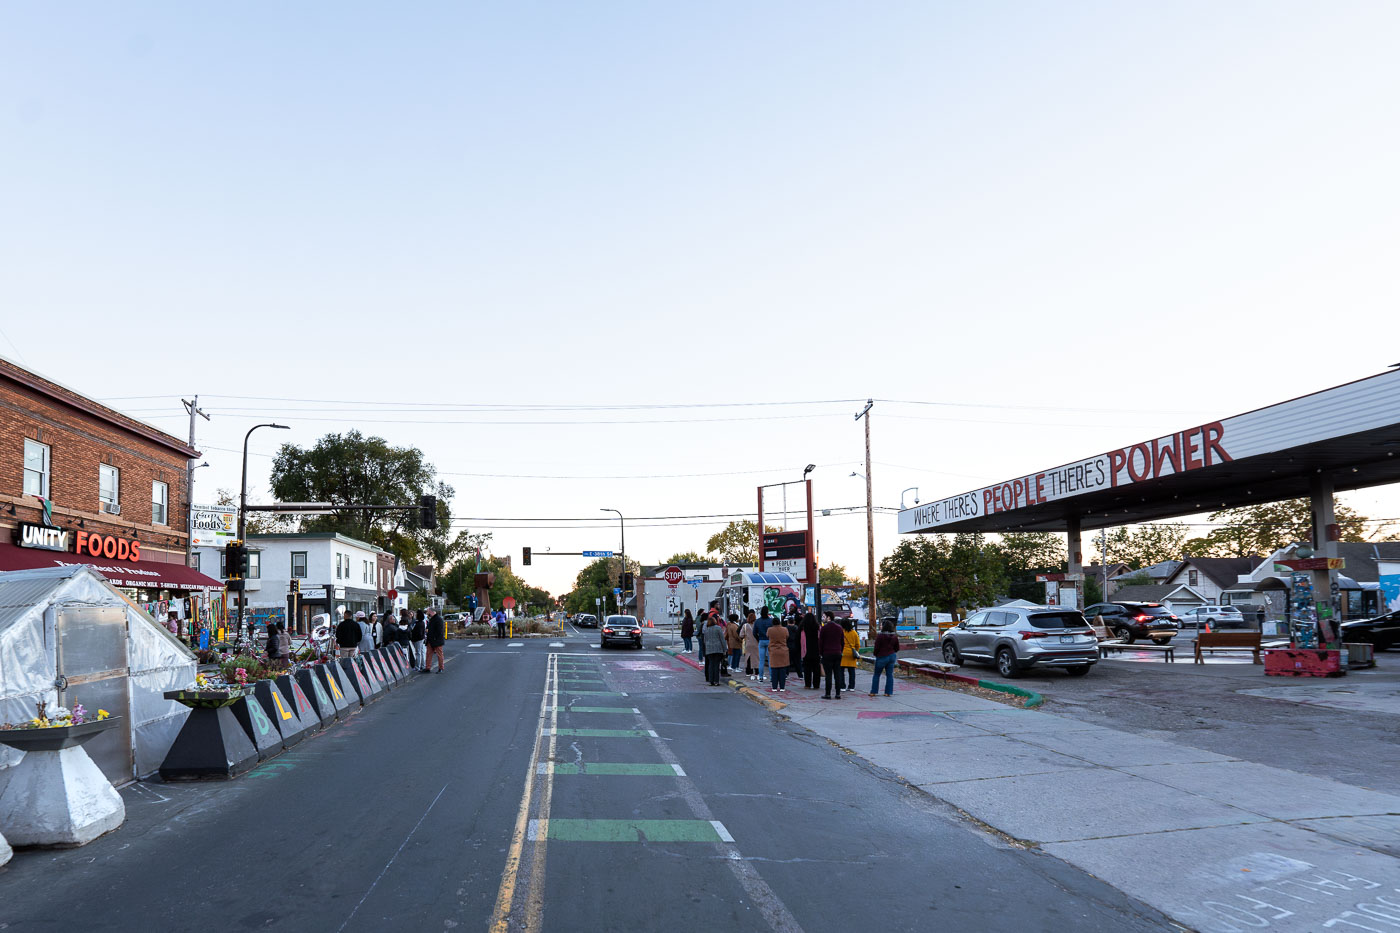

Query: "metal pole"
left=182, top=397, right=208, bottom=568
left=238, top=423, right=289, bottom=639
left=857, top=400, right=876, bottom=640
left=601, top=508, right=625, bottom=616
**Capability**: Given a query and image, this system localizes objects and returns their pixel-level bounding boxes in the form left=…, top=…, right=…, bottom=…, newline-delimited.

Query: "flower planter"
left=0, top=718, right=126, bottom=847
left=0, top=717, right=123, bottom=753
left=164, top=689, right=250, bottom=709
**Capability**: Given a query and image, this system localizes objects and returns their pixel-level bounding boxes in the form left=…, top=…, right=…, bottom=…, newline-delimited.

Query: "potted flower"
left=163, top=671, right=251, bottom=709
left=0, top=699, right=120, bottom=752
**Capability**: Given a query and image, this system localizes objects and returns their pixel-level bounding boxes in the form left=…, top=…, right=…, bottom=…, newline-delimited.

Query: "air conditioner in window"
left=101, top=501, right=122, bottom=515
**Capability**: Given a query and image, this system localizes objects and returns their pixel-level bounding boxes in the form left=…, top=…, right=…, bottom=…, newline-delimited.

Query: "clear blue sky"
left=3, top=2, right=1398, bottom=596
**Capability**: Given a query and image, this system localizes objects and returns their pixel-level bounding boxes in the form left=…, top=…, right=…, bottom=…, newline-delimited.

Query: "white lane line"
left=508, top=642, right=524, bottom=647
left=710, top=821, right=735, bottom=844
left=671, top=763, right=686, bottom=777
left=468, top=643, right=484, bottom=648
left=549, top=642, right=565, bottom=647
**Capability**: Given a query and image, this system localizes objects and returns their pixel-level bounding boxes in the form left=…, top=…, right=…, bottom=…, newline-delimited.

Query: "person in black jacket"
left=801, top=612, right=821, bottom=689
left=335, top=610, right=360, bottom=657
left=424, top=608, right=446, bottom=673
left=382, top=613, right=400, bottom=654
left=408, top=609, right=427, bottom=670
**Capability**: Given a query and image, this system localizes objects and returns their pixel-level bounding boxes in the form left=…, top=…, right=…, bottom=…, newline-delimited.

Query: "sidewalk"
left=660, top=648, right=1400, bottom=933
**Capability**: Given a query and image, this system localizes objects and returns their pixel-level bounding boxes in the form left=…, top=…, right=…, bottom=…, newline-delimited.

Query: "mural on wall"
left=763, top=586, right=802, bottom=618
left=1381, top=566, right=1400, bottom=613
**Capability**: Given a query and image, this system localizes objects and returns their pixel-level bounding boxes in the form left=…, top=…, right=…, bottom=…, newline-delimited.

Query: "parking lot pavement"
left=899, top=642, right=1400, bottom=796
left=763, top=661, right=1400, bottom=933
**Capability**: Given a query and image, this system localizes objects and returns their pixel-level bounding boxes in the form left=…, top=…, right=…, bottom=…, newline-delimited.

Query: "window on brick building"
left=291, top=551, right=307, bottom=578
left=151, top=481, right=168, bottom=525
left=99, top=464, right=120, bottom=512
left=23, top=439, right=50, bottom=498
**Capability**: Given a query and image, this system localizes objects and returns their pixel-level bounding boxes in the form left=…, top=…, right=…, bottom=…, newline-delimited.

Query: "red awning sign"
left=0, top=543, right=223, bottom=591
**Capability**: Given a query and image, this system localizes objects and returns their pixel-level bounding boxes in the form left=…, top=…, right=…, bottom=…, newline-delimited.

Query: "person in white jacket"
left=356, top=611, right=374, bottom=654
left=369, top=612, right=384, bottom=648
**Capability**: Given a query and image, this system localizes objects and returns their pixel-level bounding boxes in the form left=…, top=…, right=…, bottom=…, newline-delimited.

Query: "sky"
left=3, top=2, right=1399, bottom=598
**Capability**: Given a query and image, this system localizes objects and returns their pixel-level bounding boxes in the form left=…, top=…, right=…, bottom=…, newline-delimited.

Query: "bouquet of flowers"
left=1, top=698, right=110, bottom=730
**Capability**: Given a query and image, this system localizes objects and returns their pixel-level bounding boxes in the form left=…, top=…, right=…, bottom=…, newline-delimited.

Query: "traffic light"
left=522, top=547, right=532, bottom=566
left=622, top=571, right=634, bottom=592
left=290, top=578, right=300, bottom=595
left=419, top=494, right=438, bottom=530
left=226, top=541, right=244, bottom=579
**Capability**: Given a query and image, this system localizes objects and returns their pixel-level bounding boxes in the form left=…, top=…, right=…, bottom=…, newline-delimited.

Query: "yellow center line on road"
left=489, top=654, right=555, bottom=933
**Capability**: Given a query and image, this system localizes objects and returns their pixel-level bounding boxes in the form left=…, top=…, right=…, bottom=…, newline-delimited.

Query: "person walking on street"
left=336, top=610, right=360, bottom=658
left=495, top=608, right=509, bottom=640
left=702, top=613, right=727, bottom=686
left=768, top=617, right=791, bottom=692
left=726, top=613, right=743, bottom=675
left=754, top=606, right=773, bottom=682
left=409, top=609, right=427, bottom=670
left=278, top=622, right=292, bottom=669
left=741, top=612, right=759, bottom=679
left=870, top=619, right=899, bottom=696
left=424, top=607, right=446, bottom=673
left=841, top=618, right=860, bottom=691
left=801, top=612, right=821, bottom=689
left=820, top=613, right=846, bottom=699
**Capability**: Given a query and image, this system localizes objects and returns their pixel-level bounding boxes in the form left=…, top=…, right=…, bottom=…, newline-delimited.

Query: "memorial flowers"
left=0, top=698, right=110, bottom=730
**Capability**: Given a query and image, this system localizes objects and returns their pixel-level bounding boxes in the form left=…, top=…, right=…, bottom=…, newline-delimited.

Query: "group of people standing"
left=682, top=606, right=901, bottom=699
left=333, top=607, right=447, bottom=672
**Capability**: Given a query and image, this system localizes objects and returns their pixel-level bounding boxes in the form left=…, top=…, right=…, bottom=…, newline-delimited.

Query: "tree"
left=1094, top=523, right=1189, bottom=569
left=214, top=489, right=298, bottom=536
left=662, top=551, right=706, bottom=565
left=819, top=563, right=852, bottom=586
left=268, top=430, right=453, bottom=568
left=879, top=534, right=1005, bottom=615
left=993, top=532, right=1065, bottom=603
left=564, top=556, right=641, bottom=616
left=704, top=521, right=779, bottom=564
left=1182, top=498, right=1377, bottom=558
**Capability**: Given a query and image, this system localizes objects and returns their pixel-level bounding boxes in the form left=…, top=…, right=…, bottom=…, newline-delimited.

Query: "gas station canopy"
left=898, top=368, right=1400, bottom=535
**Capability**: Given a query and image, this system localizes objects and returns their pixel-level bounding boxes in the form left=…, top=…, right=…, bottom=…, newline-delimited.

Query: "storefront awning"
left=0, top=544, right=223, bottom=591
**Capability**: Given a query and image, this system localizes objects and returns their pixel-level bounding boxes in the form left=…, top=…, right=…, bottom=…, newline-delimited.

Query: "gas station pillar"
left=1310, top=474, right=1341, bottom=644
left=1066, top=516, right=1083, bottom=610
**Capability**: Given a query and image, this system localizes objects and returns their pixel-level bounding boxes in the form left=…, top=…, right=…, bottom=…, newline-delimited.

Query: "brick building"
left=0, top=357, right=221, bottom=633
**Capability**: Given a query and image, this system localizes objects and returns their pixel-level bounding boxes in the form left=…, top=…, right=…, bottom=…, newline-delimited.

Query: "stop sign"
left=502, top=597, right=517, bottom=609
left=663, top=566, right=684, bottom=586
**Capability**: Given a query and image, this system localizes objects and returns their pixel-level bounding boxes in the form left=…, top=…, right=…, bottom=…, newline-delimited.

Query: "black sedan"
left=600, top=615, right=643, bottom=649
left=574, top=614, right=598, bottom=628
left=1340, top=610, right=1400, bottom=650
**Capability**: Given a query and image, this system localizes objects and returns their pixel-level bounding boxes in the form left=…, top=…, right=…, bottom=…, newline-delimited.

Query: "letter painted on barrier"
left=248, top=697, right=274, bottom=735
left=271, top=689, right=293, bottom=720
left=312, top=677, right=331, bottom=708
left=326, top=673, right=344, bottom=700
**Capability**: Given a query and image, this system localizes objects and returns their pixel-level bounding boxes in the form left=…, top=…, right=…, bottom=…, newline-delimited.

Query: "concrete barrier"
left=278, top=674, right=325, bottom=733
left=159, top=704, right=259, bottom=780
left=230, top=693, right=283, bottom=760
left=340, top=657, right=375, bottom=703
left=353, top=657, right=384, bottom=700
left=387, top=646, right=409, bottom=679
left=328, top=660, right=361, bottom=708
left=366, top=654, right=390, bottom=691
left=368, top=653, right=393, bottom=689
left=0, top=745, right=125, bottom=846
left=373, top=649, right=399, bottom=685
left=254, top=679, right=313, bottom=748
left=297, top=668, right=340, bottom=725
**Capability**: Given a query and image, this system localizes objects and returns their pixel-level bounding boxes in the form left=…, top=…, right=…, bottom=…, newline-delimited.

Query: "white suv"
left=1178, top=605, right=1245, bottom=629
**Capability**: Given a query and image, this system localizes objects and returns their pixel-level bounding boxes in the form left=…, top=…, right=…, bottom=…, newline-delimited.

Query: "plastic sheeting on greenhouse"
left=0, top=564, right=196, bottom=783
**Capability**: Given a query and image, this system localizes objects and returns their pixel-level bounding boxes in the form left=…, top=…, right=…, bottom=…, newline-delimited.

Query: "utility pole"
left=182, top=397, right=210, bottom=568
left=856, top=399, right=875, bottom=639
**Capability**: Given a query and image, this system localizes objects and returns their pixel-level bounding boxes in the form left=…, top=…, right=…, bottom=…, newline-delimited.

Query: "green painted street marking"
left=547, top=762, right=684, bottom=776
left=529, top=819, right=732, bottom=843
left=545, top=728, right=656, bottom=738
left=558, top=689, right=627, bottom=696
left=561, top=679, right=606, bottom=684
left=552, top=706, right=638, bottom=714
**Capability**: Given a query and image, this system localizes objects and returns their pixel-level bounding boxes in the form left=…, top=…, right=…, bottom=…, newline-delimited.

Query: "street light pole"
left=238, top=422, right=289, bottom=638
left=601, top=508, right=625, bottom=615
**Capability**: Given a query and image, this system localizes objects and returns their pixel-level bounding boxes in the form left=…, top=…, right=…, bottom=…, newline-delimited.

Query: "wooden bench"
left=1194, top=631, right=1263, bottom=664
left=1099, top=641, right=1177, bottom=662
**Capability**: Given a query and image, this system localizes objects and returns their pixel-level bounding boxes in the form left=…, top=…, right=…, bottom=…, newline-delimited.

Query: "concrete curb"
left=656, top=647, right=788, bottom=710
left=855, top=654, right=1045, bottom=708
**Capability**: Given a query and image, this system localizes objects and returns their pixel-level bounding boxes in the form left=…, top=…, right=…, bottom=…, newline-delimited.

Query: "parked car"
left=574, top=613, right=599, bottom=628
left=1083, top=602, right=1180, bottom=645
left=1177, top=605, right=1245, bottom=630
left=940, top=606, right=1098, bottom=678
left=1340, top=609, right=1400, bottom=651
left=443, top=612, right=467, bottom=625
left=600, top=615, right=643, bottom=649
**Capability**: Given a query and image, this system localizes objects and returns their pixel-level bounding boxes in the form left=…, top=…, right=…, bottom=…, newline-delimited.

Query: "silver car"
left=941, top=606, right=1098, bottom=678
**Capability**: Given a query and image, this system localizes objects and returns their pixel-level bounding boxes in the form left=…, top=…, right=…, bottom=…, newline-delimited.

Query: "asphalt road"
left=0, top=631, right=1175, bottom=932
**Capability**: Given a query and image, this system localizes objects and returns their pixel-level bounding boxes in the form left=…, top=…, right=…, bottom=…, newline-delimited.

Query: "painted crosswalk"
left=542, top=727, right=657, bottom=738
left=539, top=761, right=685, bottom=776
